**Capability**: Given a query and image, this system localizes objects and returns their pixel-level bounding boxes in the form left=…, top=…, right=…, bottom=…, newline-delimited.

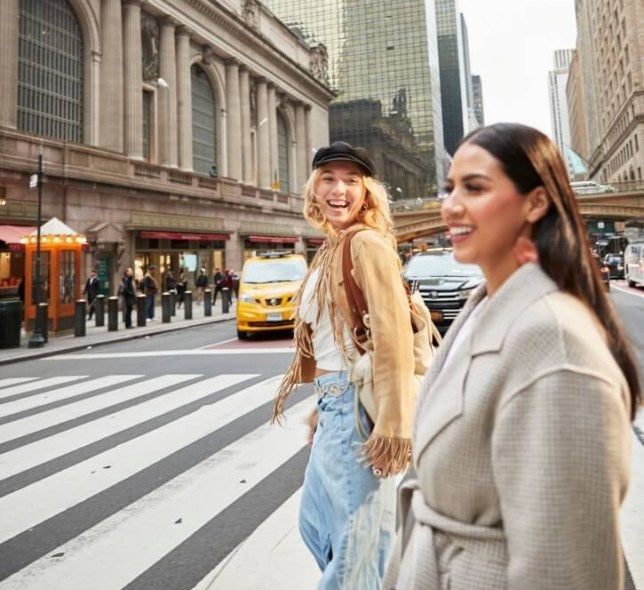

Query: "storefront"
left=0, top=225, right=35, bottom=300
left=135, top=230, right=230, bottom=290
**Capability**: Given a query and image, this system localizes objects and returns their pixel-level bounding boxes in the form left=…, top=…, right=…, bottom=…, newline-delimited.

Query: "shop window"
left=31, top=251, right=50, bottom=304
left=59, top=249, right=76, bottom=304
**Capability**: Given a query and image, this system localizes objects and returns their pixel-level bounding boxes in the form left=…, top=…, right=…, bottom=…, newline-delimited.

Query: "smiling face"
left=314, top=162, right=367, bottom=230
left=441, top=142, right=542, bottom=294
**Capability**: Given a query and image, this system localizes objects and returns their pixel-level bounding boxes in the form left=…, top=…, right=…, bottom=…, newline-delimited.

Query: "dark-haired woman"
left=383, top=123, right=640, bottom=590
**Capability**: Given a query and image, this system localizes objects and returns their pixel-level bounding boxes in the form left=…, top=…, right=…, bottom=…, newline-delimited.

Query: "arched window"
left=276, top=111, right=290, bottom=193
left=17, top=0, right=83, bottom=142
left=191, top=65, right=217, bottom=176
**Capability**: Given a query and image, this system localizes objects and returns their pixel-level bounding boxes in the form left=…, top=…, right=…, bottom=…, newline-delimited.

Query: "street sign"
left=29, top=174, right=38, bottom=188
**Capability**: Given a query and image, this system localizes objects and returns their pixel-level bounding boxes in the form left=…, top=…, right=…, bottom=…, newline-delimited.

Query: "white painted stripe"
left=0, top=374, right=259, bottom=481
left=0, top=375, right=141, bottom=418
left=611, top=283, right=644, bottom=298
left=0, top=398, right=313, bottom=590
left=0, top=374, right=272, bottom=543
left=0, top=378, right=39, bottom=390
left=43, top=349, right=294, bottom=359
left=0, top=376, right=86, bottom=401
left=0, top=375, right=200, bottom=444
left=197, top=489, right=318, bottom=590
left=622, top=427, right=644, bottom=589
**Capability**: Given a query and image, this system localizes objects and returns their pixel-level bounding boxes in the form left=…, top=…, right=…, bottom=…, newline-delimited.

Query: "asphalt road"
left=0, top=284, right=642, bottom=589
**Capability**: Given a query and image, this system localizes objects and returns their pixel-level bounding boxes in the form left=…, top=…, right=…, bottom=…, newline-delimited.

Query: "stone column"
left=0, top=0, right=18, bottom=128
left=256, top=79, right=270, bottom=189
left=100, top=0, right=124, bottom=152
left=176, top=27, right=192, bottom=170
left=159, top=18, right=178, bottom=167
left=123, top=0, right=143, bottom=159
left=294, top=102, right=307, bottom=188
left=239, top=67, right=252, bottom=184
left=225, top=60, right=242, bottom=181
left=267, top=84, right=278, bottom=189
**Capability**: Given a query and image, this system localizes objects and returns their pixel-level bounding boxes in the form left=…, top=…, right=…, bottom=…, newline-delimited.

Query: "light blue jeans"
left=299, top=371, right=396, bottom=590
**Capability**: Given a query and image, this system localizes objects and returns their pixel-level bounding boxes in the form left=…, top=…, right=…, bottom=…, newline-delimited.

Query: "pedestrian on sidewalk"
left=382, top=123, right=641, bottom=590
left=83, top=269, right=100, bottom=320
left=141, top=265, right=158, bottom=320
left=164, top=269, right=177, bottom=295
left=176, top=268, right=187, bottom=309
left=212, top=268, right=224, bottom=304
left=119, top=267, right=136, bottom=328
left=272, top=141, right=424, bottom=589
left=195, top=268, right=208, bottom=305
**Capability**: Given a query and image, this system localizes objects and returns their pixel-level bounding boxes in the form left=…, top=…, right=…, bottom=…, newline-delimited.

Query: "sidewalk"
left=0, top=299, right=236, bottom=366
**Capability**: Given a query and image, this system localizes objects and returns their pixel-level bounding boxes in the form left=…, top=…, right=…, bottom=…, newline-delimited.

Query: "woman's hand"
left=305, top=407, right=318, bottom=445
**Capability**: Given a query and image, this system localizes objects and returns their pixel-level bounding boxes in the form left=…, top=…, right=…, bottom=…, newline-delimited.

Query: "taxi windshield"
left=243, top=259, right=307, bottom=284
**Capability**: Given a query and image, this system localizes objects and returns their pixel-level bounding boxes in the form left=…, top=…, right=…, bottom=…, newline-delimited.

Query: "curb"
left=0, top=314, right=235, bottom=367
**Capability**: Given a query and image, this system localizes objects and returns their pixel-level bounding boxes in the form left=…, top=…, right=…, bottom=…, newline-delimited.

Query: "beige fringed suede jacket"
left=274, top=225, right=419, bottom=475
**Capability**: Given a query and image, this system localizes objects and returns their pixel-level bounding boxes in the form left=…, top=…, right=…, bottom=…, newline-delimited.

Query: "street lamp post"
left=28, top=152, right=45, bottom=348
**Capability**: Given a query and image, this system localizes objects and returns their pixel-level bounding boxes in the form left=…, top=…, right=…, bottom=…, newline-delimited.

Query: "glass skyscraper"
left=264, top=0, right=446, bottom=197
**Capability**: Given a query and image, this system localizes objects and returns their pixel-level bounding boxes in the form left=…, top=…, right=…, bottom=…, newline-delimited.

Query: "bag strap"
left=342, top=231, right=370, bottom=351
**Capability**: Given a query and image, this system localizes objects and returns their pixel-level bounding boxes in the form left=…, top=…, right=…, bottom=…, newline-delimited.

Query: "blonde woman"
left=272, top=142, right=422, bottom=589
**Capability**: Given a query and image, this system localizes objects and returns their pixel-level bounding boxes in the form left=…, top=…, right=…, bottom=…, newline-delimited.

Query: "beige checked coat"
left=383, top=263, right=632, bottom=590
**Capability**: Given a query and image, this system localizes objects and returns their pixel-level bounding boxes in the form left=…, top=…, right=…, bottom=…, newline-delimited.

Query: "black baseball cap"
left=311, top=141, right=376, bottom=177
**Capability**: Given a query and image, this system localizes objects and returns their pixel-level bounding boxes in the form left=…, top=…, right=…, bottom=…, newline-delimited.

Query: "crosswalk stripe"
left=621, top=431, right=644, bottom=589
left=43, top=349, right=294, bottom=359
left=197, top=488, right=318, bottom=590
left=0, top=375, right=141, bottom=418
left=0, top=378, right=39, bottom=390
left=0, top=376, right=86, bottom=401
left=0, top=374, right=201, bottom=445
left=0, top=374, right=259, bottom=482
left=0, top=374, right=274, bottom=542
left=0, top=397, right=312, bottom=590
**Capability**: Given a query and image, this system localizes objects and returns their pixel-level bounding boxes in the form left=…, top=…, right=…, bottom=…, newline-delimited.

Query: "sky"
left=458, top=0, right=578, bottom=137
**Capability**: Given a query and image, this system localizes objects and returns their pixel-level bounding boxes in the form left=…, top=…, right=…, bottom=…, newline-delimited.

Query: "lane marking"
left=0, top=378, right=39, bottom=390
left=0, top=398, right=312, bottom=590
left=0, top=377, right=87, bottom=401
left=42, top=349, right=294, bottom=359
left=0, top=375, right=141, bottom=418
left=0, top=375, right=201, bottom=445
left=0, top=374, right=261, bottom=481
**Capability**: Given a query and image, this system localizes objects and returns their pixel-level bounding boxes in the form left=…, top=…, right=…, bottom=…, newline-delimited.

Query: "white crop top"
left=300, top=268, right=355, bottom=371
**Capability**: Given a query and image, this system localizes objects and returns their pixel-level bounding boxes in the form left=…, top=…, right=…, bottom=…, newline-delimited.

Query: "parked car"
left=624, top=241, right=644, bottom=288
left=236, top=251, right=307, bottom=339
left=602, top=253, right=624, bottom=279
left=403, top=250, right=484, bottom=334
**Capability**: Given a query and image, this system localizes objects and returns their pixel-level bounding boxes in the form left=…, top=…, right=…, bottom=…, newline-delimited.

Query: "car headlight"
left=239, top=294, right=254, bottom=303
left=459, top=287, right=476, bottom=300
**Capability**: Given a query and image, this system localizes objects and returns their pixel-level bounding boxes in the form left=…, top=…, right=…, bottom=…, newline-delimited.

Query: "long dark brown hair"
left=459, top=123, right=641, bottom=419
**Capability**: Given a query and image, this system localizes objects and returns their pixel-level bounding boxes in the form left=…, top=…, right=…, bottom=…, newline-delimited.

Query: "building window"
left=17, top=0, right=83, bottom=142
left=142, top=89, right=153, bottom=161
left=191, top=65, right=217, bottom=176
left=276, top=111, right=290, bottom=193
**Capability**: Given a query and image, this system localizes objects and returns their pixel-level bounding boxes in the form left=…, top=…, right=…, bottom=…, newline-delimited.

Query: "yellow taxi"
left=236, top=251, right=307, bottom=339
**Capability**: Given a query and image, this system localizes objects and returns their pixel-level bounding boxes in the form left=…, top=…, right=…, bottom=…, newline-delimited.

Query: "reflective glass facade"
left=265, top=0, right=446, bottom=196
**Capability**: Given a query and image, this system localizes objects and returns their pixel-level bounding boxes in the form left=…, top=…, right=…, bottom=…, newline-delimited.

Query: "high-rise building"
left=263, top=0, right=447, bottom=196
left=572, top=0, right=643, bottom=183
left=548, top=49, right=582, bottom=178
left=435, top=0, right=475, bottom=155
left=472, top=75, right=485, bottom=127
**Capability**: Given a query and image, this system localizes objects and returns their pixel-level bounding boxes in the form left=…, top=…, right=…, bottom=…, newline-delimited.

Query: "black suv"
left=403, top=250, right=485, bottom=334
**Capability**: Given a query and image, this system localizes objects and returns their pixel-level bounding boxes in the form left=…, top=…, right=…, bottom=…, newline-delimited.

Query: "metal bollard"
left=221, top=288, right=230, bottom=314
left=107, top=296, right=119, bottom=331
left=169, top=291, right=176, bottom=316
left=184, top=290, right=193, bottom=320
left=161, top=292, right=171, bottom=323
left=74, top=300, right=86, bottom=337
left=38, top=302, right=49, bottom=342
left=204, top=289, right=212, bottom=316
left=95, top=295, right=105, bottom=327
left=136, top=294, right=146, bottom=327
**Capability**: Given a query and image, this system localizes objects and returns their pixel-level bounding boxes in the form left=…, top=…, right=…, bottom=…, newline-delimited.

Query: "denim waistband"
left=313, top=371, right=349, bottom=398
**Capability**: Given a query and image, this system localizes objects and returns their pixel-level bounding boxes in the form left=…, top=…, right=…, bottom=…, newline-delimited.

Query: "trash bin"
left=0, top=299, right=23, bottom=349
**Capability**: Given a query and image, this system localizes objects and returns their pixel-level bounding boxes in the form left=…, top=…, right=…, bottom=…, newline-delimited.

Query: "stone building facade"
left=0, top=0, right=332, bottom=295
